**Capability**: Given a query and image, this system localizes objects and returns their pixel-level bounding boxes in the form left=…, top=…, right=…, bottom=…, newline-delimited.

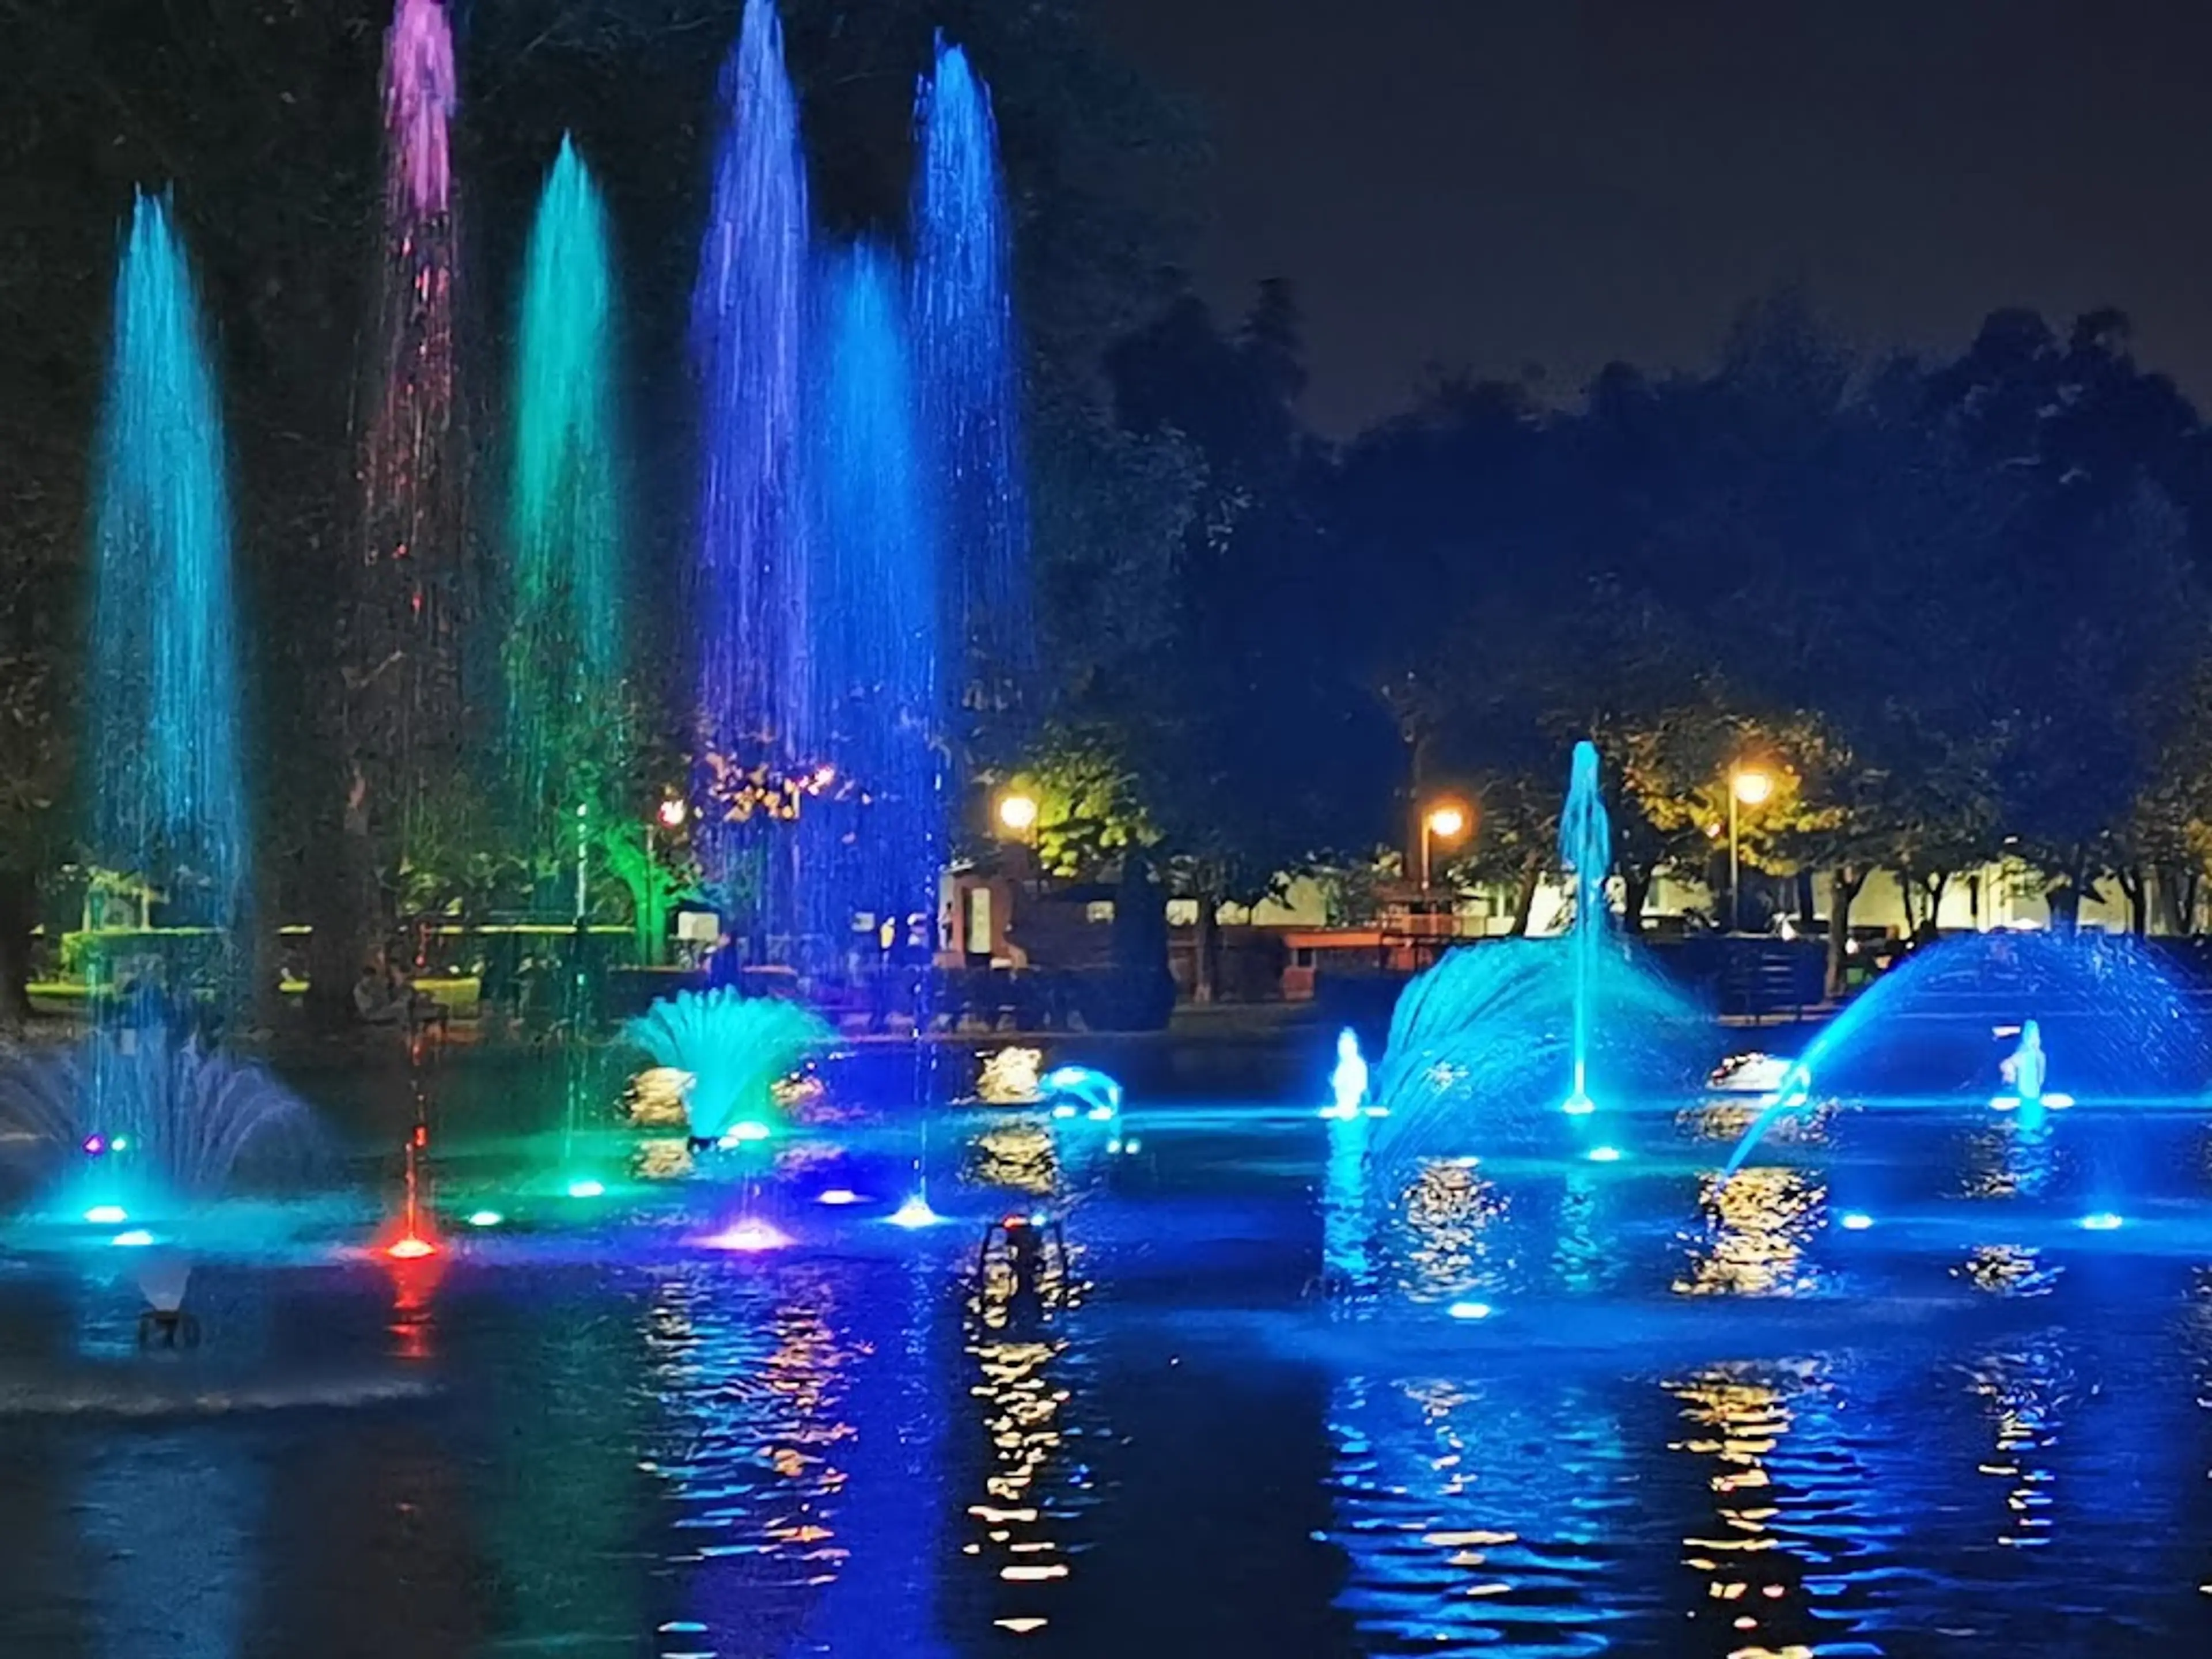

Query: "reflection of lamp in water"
left=1728, top=767, right=1771, bottom=933
left=978, top=1045, right=1044, bottom=1104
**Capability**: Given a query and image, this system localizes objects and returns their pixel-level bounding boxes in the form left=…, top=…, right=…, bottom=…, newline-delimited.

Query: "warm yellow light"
left=997, top=792, right=1039, bottom=833
left=1732, top=769, right=1773, bottom=807
left=1425, top=804, right=1467, bottom=840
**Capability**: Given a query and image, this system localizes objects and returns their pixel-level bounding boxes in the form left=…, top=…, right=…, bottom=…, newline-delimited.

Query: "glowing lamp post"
left=1419, top=802, right=1467, bottom=893
left=1728, top=768, right=1772, bottom=933
left=996, top=791, right=1039, bottom=836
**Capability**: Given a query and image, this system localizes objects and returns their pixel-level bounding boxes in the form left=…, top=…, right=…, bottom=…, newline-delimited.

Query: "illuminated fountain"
left=509, top=133, right=626, bottom=829
left=1372, top=742, right=1701, bottom=1176
left=0, top=1023, right=316, bottom=1333
left=692, top=0, right=814, bottom=925
left=912, top=31, right=1032, bottom=710
left=1722, top=931, right=2206, bottom=1185
left=624, top=988, right=831, bottom=1149
left=88, top=192, right=249, bottom=980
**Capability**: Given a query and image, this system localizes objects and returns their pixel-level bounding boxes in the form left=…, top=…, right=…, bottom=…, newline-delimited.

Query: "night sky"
left=1094, top=0, right=2212, bottom=435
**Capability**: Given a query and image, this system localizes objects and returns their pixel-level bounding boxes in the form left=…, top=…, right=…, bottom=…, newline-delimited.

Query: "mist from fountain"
left=694, top=0, right=815, bottom=858
left=0, top=1022, right=317, bottom=1323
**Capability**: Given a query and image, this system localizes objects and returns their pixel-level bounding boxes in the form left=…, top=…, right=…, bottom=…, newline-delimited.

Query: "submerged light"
left=1839, top=1211, right=1874, bottom=1231
left=817, top=1187, right=862, bottom=1206
left=465, top=1210, right=505, bottom=1229
left=887, top=1194, right=942, bottom=1229
left=1587, top=1145, right=1623, bottom=1163
left=2080, top=1211, right=2124, bottom=1232
left=111, top=1230, right=157, bottom=1249
left=1562, top=1094, right=1595, bottom=1117
left=385, top=1234, right=438, bottom=1260
left=701, top=1217, right=790, bottom=1252
left=85, top=1205, right=128, bottom=1226
left=724, top=1120, right=772, bottom=1144
left=1447, top=1301, right=1495, bottom=1321
left=566, top=1179, right=605, bottom=1200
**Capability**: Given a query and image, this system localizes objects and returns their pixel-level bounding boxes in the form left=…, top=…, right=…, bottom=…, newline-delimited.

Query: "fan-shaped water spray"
left=623, top=989, right=831, bottom=1144
left=1373, top=742, right=1702, bottom=1173
left=0, top=1023, right=316, bottom=1229
left=1721, top=930, right=2211, bottom=1175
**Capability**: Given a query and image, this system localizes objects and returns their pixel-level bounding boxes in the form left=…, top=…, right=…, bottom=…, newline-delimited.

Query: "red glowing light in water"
left=386, top=1234, right=438, bottom=1261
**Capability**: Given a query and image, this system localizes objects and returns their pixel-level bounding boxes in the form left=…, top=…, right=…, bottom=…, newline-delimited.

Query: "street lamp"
left=996, top=791, right=1039, bottom=836
left=1728, top=768, right=1772, bottom=933
left=1419, top=802, right=1468, bottom=892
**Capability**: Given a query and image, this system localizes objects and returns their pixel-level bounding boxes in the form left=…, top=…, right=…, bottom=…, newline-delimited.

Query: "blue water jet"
left=912, top=33, right=1032, bottom=715
left=1559, top=739, right=1608, bottom=1115
left=89, top=192, right=248, bottom=950
left=694, top=0, right=814, bottom=835
left=802, top=241, right=943, bottom=953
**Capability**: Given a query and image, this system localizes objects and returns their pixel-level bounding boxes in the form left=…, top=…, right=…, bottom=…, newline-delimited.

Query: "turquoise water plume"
left=1372, top=743, right=1701, bottom=1175
left=89, top=192, right=248, bottom=942
left=624, top=989, right=831, bottom=1143
left=912, top=34, right=1032, bottom=709
left=1721, top=931, right=2210, bottom=1176
left=510, top=135, right=626, bottom=827
left=694, top=0, right=813, bottom=810
left=803, top=241, right=943, bottom=948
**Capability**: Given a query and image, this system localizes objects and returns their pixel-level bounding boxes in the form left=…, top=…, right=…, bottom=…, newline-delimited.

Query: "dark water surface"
left=4, top=1033, right=2212, bottom=1657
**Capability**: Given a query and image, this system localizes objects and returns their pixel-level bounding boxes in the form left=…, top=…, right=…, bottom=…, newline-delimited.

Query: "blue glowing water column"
left=89, top=193, right=249, bottom=950
left=912, top=34, right=1032, bottom=718
left=694, top=0, right=813, bottom=910
left=1558, top=740, right=1611, bottom=1118
left=805, top=243, right=942, bottom=951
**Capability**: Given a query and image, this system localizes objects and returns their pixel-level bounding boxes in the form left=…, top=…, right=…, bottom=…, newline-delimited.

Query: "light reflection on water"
left=1675, top=1166, right=1826, bottom=1298
left=6, top=1074, right=2212, bottom=1653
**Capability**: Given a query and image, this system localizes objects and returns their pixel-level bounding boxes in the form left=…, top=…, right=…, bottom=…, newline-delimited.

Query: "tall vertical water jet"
left=361, top=0, right=466, bottom=828
left=912, top=35, right=1032, bottom=719
left=89, top=192, right=248, bottom=952
left=694, top=0, right=814, bottom=868
left=509, top=135, right=626, bottom=832
left=1558, top=740, right=1609, bottom=1116
left=806, top=243, right=942, bottom=948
